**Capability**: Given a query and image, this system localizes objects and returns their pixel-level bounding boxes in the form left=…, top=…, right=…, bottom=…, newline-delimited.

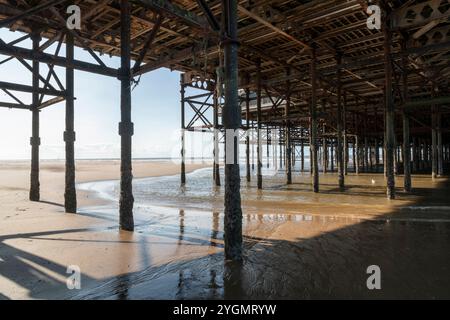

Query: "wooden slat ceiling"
left=0, top=0, right=449, bottom=123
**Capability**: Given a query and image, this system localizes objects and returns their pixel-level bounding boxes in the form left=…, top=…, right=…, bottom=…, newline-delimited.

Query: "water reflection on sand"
left=75, top=167, right=450, bottom=299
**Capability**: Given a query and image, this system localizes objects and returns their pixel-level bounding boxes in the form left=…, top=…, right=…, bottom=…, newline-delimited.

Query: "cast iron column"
left=431, top=84, right=438, bottom=180
left=30, top=31, right=41, bottom=202
left=352, top=139, right=356, bottom=173
left=279, top=127, right=283, bottom=169
left=355, top=135, right=360, bottom=174
left=330, top=139, right=334, bottom=172
left=285, top=68, right=292, bottom=184
left=402, top=42, right=411, bottom=192
left=64, top=32, right=77, bottom=213
left=336, top=54, right=344, bottom=190
left=119, top=0, right=134, bottom=231
left=437, top=113, right=443, bottom=177
left=300, top=128, right=304, bottom=172
left=384, top=16, right=396, bottom=199
left=256, top=59, right=263, bottom=189
left=310, top=47, right=319, bottom=192
left=180, top=75, right=186, bottom=185
left=266, top=127, right=270, bottom=168
left=343, top=92, right=348, bottom=175
left=245, top=85, right=251, bottom=182
left=213, top=88, right=221, bottom=186
left=322, top=125, right=327, bottom=174
left=222, top=0, right=242, bottom=261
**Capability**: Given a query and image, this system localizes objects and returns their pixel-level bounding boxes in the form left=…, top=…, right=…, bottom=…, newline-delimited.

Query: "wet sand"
left=1, top=161, right=449, bottom=299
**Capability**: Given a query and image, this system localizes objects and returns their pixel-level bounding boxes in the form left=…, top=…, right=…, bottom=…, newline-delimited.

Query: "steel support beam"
left=0, top=80, right=65, bottom=96
left=0, top=102, right=30, bottom=109
left=404, top=96, right=450, bottom=108
left=0, top=0, right=67, bottom=28
left=0, top=41, right=117, bottom=77
left=196, top=0, right=220, bottom=31
left=134, top=0, right=209, bottom=29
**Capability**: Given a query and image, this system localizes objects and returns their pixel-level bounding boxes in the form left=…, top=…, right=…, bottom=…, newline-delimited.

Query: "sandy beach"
left=1, top=160, right=449, bottom=299
left=0, top=160, right=207, bottom=299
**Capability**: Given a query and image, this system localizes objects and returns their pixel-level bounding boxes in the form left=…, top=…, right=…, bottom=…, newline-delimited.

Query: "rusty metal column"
left=273, top=128, right=277, bottom=170
left=251, top=121, right=255, bottom=170
left=374, top=108, right=380, bottom=169
left=375, top=139, right=380, bottom=169
left=256, top=59, right=263, bottom=190
left=364, top=137, right=369, bottom=172
left=336, top=53, right=344, bottom=190
left=213, top=89, right=221, bottom=186
left=437, top=113, right=443, bottom=177
left=119, top=0, right=134, bottom=231
left=222, top=0, right=242, bottom=261
left=266, top=127, right=270, bottom=168
left=419, top=139, right=424, bottom=171
left=292, top=142, right=296, bottom=167
left=64, top=32, right=77, bottom=213
left=431, top=83, right=438, bottom=180
left=285, top=68, right=292, bottom=184
left=402, top=43, right=411, bottom=192
left=363, top=108, right=369, bottom=172
left=322, top=125, right=327, bottom=174
left=384, top=17, right=396, bottom=199
left=180, top=75, right=186, bottom=185
left=383, top=96, right=387, bottom=177
left=445, top=145, right=450, bottom=162
left=343, top=92, right=348, bottom=175
left=355, top=135, right=360, bottom=175
left=279, top=127, right=283, bottom=169
left=300, top=128, right=305, bottom=172
left=245, top=85, right=251, bottom=182
left=330, top=139, right=334, bottom=172
left=403, top=112, right=411, bottom=191
left=395, top=140, right=399, bottom=175
left=310, top=47, right=319, bottom=193
left=29, top=31, right=41, bottom=202
left=422, top=139, right=427, bottom=170
left=412, top=137, right=418, bottom=173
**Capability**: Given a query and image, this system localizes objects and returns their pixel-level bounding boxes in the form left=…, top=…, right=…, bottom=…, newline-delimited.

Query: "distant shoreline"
left=0, top=157, right=212, bottom=162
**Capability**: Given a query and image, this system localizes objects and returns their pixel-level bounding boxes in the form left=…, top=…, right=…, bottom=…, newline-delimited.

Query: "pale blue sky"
left=0, top=29, right=213, bottom=160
